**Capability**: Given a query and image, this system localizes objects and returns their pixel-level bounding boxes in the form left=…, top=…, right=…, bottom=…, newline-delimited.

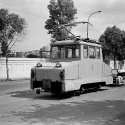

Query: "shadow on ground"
left=11, top=100, right=125, bottom=125
left=7, top=90, right=59, bottom=100
left=107, top=84, right=125, bottom=87
left=7, top=88, right=108, bottom=100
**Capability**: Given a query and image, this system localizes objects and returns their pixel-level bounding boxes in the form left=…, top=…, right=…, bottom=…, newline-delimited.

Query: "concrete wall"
left=0, top=58, right=40, bottom=80
left=110, top=60, right=125, bottom=70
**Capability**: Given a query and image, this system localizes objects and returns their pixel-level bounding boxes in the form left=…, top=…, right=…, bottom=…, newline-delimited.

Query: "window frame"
left=50, top=44, right=80, bottom=59
left=51, top=45, right=65, bottom=59
left=96, top=47, right=101, bottom=59
left=89, top=46, right=96, bottom=59
left=65, top=45, right=80, bottom=59
left=83, top=44, right=88, bottom=59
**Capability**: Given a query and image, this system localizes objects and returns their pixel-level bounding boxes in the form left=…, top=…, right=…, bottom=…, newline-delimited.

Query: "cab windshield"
left=51, top=45, right=80, bottom=59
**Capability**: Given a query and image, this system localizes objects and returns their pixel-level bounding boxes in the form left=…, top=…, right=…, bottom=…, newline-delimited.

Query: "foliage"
left=0, top=8, right=26, bottom=57
left=1, top=40, right=10, bottom=56
left=0, top=18, right=4, bottom=31
left=99, top=26, right=125, bottom=68
left=45, top=0, right=77, bottom=41
left=99, top=26, right=125, bottom=60
left=0, top=8, right=26, bottom=80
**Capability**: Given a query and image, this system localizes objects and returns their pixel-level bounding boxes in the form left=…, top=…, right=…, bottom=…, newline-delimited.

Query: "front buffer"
left=30, top=66, right=65, bottom=94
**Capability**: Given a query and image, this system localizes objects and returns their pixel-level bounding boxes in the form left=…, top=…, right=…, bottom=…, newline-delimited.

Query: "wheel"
left=36, top=89, right=40, bottom=95
left=116, top=76, right=123, bottom=86
left=80, top=86, right=85, bottom=94
left=73, top=90, right=81, bottom=96
left=97, top=84, right=101, bottom=90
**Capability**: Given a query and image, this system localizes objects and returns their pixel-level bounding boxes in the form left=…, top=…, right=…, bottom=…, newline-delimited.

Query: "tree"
left=99, top=25, right=125, bottom=68
left=45, top=0, right=77, bottom=41
left=0, top=8, right=26, bottom=80
left=119, top=30, right=125, bottom=60
left=0, top=18, right=4, bottom=31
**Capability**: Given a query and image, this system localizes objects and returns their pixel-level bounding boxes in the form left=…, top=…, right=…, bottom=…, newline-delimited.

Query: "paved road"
left=0, top=80, right=125, bottom=125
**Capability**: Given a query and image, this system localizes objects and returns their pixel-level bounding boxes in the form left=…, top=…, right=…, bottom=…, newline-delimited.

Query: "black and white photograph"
left=0, top=0, right=125, bottom=125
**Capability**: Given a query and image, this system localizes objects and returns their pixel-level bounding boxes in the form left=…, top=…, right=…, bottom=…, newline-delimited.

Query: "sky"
left=0, top=0, right=125, bottom=52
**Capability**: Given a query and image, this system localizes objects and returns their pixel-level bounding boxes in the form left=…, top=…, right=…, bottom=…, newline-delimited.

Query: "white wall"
left=110, top=60, right=125, bottom=70
left=0, top=58, right=40, bottom=80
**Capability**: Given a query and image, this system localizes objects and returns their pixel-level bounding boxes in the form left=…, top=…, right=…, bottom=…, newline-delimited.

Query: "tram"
left=30, top=22, right=113, bottom=95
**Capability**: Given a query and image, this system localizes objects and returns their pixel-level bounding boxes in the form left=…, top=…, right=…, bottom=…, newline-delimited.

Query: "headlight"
left=36, top=62, right=42, bottom=67
left=60, top=70, right=65, bottom=80
left=31, top=68, right=35, bottom=78
left=55, top=62, right=62, bottom=68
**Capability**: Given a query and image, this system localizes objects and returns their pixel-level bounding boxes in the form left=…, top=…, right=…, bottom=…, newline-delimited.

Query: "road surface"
left=0, top=80, right=125, bottom=125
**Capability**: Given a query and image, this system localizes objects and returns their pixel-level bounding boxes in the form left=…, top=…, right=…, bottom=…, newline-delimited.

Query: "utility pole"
left=87, top=11, right=102, bottom=39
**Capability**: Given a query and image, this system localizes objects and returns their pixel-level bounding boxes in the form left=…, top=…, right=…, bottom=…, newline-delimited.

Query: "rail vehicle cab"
left=30, top=39, right=113, bottom=95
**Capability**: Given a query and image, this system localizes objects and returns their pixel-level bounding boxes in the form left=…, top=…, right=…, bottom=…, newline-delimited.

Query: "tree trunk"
left=114, top=48, right=117, bottom=69
left=6, top=54, right=9, bottom=80
left=114, top=57, right=117, bottom=69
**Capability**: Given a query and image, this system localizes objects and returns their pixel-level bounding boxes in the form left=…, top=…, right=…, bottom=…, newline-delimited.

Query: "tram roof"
left=51, top=38, right=101, bottom=47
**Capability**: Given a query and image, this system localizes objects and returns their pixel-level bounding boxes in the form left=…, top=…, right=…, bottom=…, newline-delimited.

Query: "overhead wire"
left=0, top=5, right=47, bottom=19
left=0, top=4, right=49, bottom=50
left=0, top=5, right=88, bottom=19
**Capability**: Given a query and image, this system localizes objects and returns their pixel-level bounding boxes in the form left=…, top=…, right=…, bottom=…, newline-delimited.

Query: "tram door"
left=89, top=46, right=102, bottom=78
left=79, top=44, right=102, bottom=80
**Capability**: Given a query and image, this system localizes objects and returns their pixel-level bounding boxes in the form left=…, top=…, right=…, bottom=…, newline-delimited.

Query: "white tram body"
left=30, top=39, right=113, bottom=94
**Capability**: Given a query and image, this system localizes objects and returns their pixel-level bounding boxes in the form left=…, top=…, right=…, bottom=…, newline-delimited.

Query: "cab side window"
left=67, top=48, right=72, bottom=58
left=83, top=45, right=88, bottom=58
left=51, top=46, right=64, bottom=58
left=96, top=47, right=100, bottom=59
left=66, top=45, right=80, bottom=58
left=89, top=46, right=96, bottom=59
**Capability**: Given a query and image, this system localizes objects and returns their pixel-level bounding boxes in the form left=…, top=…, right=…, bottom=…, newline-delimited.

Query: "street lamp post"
left=87, top=11, right=102, bottom=39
